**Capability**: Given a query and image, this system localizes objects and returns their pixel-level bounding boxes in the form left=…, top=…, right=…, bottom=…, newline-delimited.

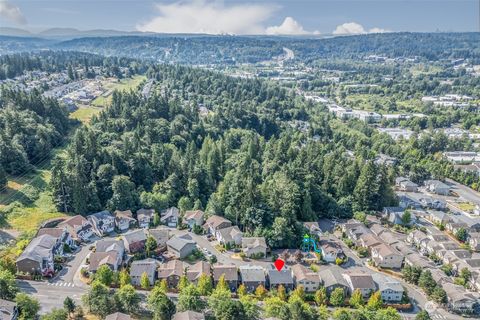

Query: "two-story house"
left=114, top=210, right=136, bottom=232
left=204, top=215, right=232, bottom=235
left=122, top=229, right=147, bottom=254
left=158, top=260, right=185, bottom=288
left=184, top=210, right=205, bottom=230
left=88, top=210, right=115, bottom=236
left=239, top=265, right=266, bottom=293
left=212, top=264, right=238, bottom=292
left=137, top=208, right=155, bottom=229
left=160, top=207, right=180, bottom=227
left=371, top=243, right=404, bottom=269
left=291, top=264, right=321, bottom=293
left=16, top=234, right=56, bottom=276
left=58, top=215, right=94, bottom=242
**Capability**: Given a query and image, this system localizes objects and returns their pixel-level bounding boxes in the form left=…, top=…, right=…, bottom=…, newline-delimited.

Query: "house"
left=446, top=221, right=469, bottom=234
left=378, top=232, right=399, bottom=246
left=291, top=264, right=321, bottom=292
left=96, top=239, right=125, bottom=257
left=88, top=210, right=115, bottom=236
left=204, top=215, right=232, bottom=235
left=303, top=222, right=322, bottom=236
left=105, top=312, right=132, bottom=320
left=428, top=210, right=451, bottom=225
left=161, top=207, right=180, bottom=227
left=371, top=243, right=404, bottom=269
left=320, top=240, right=346, bottom=263
left=383, top=207, right=410, bottom=225
left=184, top=210, right=205, bottom=229
left=359, top=233, right=382, bottom=249
left=114, top=210, right=136, bottom=232
left=212, top=264, right=238, bottom=291
left=395, top=177, right=418, bottom=192
left=89, top=251, right=121, bottom=272
left=16, top=234, right=56, bottom=276
left=239, top=265, right=266, bottom=292
left=443, top=282, right=480, bottom=314
left=216, top=226, right=243, bottom=246
left=130, top=258, right=159, bottom=286
left=397, top=194, right=422, bottom=209
left=137, top=208, right=155, bottom=229
left=148, top=228, right=169, bottom=251
left=318, top=266, right=349, bottom=295
left=186, top=261, right=211, bottom=284
left=372, top=274, right=404, bottom=303
left=241, top=237, right=268, bottom=258
left=344, top=223, right=371, bottom=242
left=404, top=253, right=435, bottom=269
left=469, top=233, right=480, bottom=251
left=166, top=234, right=196, bottom=259
left=0, top=299, right=18, bottom=320
left=172, top=311, right=205, bottom=320
left=343, top=272, right=376, bottom=298
left=36, top=227, right=75, bottom=254
left=122, top=229, right=147, bottom=254
left=267, top=267, right=294, bottom=291
left=407, top=230, right=429, bottom=247
left=420, top=198, right=447, bottom=210
left=58, top=215, right=94, bottom=242
left=158, top=260, right=185, bottom=288
left=428, top=233, right=452, bottom=243
left=424, top=180, right=451, bottom=195
left=429, top=268, right=452, bottom=285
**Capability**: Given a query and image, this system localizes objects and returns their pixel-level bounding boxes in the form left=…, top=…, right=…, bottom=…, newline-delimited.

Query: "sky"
left=0, top=0, right=478, bottom=35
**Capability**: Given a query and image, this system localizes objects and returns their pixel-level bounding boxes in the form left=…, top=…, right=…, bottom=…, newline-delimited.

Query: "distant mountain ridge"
left=0, top=27, right=155, bottom=39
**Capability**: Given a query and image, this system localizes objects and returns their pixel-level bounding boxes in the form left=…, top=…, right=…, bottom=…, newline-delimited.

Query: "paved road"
left=446, top=178, right=480, bottom=204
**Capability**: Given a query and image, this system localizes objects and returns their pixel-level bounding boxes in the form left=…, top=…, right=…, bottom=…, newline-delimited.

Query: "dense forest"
left=50, top=65, right=398, bottom=248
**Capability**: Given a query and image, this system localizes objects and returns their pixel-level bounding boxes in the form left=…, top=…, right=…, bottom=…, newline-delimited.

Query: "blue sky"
left=0, top=0, right=478, bottom=35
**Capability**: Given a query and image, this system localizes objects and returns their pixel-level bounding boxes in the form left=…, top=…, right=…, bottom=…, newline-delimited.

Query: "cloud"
left=0, top=0, right=26, bottom=25
left=266, top=17, right=319, bottom=35
left=333, top=22, right=390, bottom=35
left=137, top=0, right=277, bottom=35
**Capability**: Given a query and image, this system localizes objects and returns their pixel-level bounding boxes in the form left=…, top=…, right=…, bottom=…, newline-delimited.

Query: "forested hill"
left=1, top=32, right=479, bottom=64
left=50, top=64, right=398, bottom=248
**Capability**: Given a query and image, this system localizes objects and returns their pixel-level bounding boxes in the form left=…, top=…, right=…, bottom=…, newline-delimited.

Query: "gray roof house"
left=158, top=260, right=185, bottom=288
left=372, top=274, right=404, bottom=303
left=319, top=266, right=349, bottom=295
left=58, top=215, right=94, bottom=242
left=166, top=234, right=196, bottom=259
left=216, top=226, right=243, bottom=246
left=130, top=258, right=159, bottom=286
left=148, top=228, right=169, bottom=250
left=88, top=210, right=115, bottom=236
left=212, top=264, right=238, bottom=292
left=186, top=261, right=211, bottom=284
left=343, top=272, right=376, bottom=298
left=105, top=312, right=132, bottom=320
left=161, top=207, right=180, bottom=227
left=184, top=210, right=205, bottom=229
left=122, top=229, right=147, bottom=254
left=241, top=237, right=268, bottom=258
left=204, top=215, right=232, bottom=235
left=16, top=234, right=56, bottom=276
left=267, top=267, right=294, bottom=291
left=395, top=177, right=418, bottom=192
left=114, top=210, right=136, bottom=232
left=239, top=265, right=266, bottom=292
left=89, top=251, right=121, bottom=272
left=137, top=208, right=155, bottom=229
left=443, top=282, right=480, bottom=314
left=172, top=311, right=205, bottom=320
left=0, top=299, right=18, bottom=320
left=424, top=180, right=451, bottom=195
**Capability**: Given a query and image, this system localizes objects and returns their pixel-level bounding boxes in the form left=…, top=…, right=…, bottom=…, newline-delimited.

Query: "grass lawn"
left=410, top=64, right=443, bottom=77
left=458, top=202, right=475, bottom=212
left=69, top=105, right=102, bottom=124
left=91, top=75, right=146, bottom=107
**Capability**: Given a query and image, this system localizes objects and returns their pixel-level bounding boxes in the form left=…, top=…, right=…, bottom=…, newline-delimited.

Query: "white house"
left=88, top=211, right=115, bottom=236
left=371, top=243, right=404, bottom=269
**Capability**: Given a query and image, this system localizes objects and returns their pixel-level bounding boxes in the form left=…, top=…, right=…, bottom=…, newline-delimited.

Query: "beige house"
left=371, top=243, right=404, bottom=269
left=241, top=237, right=267, bottom=258
left=291, top=264, right=321, bottom=292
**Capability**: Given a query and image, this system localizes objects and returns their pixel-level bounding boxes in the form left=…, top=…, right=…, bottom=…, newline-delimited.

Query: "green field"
left=91, top=75, right=146, bottom=107
left=69, top=105, right=102, bottom=124
left=344, top=93, right=422, bottom=114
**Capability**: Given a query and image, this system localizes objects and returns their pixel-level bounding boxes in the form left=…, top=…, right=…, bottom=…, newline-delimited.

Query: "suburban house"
left=395, top=177, right=418, bottom=192
left=404, top=252, right=435, bottom=269
left=318, top=266, right=349, bottom=295
left=166, top=234, right=196, bottom=259
left=58, top=215, right=94, bottom=242
left=370, top=224, right=386, bottom=237
left=172, top=311, right=205, bottom=320
left=88, top=210, right=115, bottom=236
left=343, top=221, right=371, bottom=242
left=291, top=264, right=321, bottom=292
left=303, top=222, right=322, bottom=237
left=379, top=231, right=400, bottom=246
left=443, top=282, right=480, bottom=314
left=114, top=210, right=136, bottom=232
left=95, top=239, right=125, bottom=257
left=105, top=312, right=132, bottom=320
left=184, top=210, right=205, bottom=229
left=36, top=227, right=75, bottom=254
left=343, top=272, right=376, bottom=299
left=204, top=215, right=232, bottom=235
left=420, top=197, right=447, bottom=210
left=372, top=274, right=404, bottom=303
left=428, top=210, right=451, bottom=225
left=371, top=243, right=404, bottom=269
left=267, top=267, right=294, bottom=291
left=359, top=233, right=382, bottom=249
left=397, top=194, right=422, bottom=209
left=122, top=229, right=147, bottom=254
left=216, top=226, right=243, bottom=246
left=212, top=264, right=238, bottom=292
left=186, top=261, right=211, bottom=284
left=158, top=260, right=185, bottom=288
left=161, top=207, right=180, bottom=227
left=0, top=299, right=18, bottom=320
left=383, top=207, right=411, bottom=225
left=469, top=233, right=480, bottom=251
left=320, top=239, right=346, bottom=263
left=407, top=230, right=429, bottom=247
left=241, top=237, right=268, bottom=258
left=446, top=221, right=469, bottom=234
left=239, top=265, right=266, bottom=292
left=137, top=208, right=155, bottom=229
left=16, top=234, right=56, bottom=276
left=130, top=258, right=159, bottom=286
left=89, top=251, right=121, bottom=272
left=148, top=228, right=170, bottom=251
left=424, top=179, right=451, bottom=195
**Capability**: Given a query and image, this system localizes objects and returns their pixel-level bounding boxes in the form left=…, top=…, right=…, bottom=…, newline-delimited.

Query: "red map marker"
left=274, top=258, right=285, bottom=271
